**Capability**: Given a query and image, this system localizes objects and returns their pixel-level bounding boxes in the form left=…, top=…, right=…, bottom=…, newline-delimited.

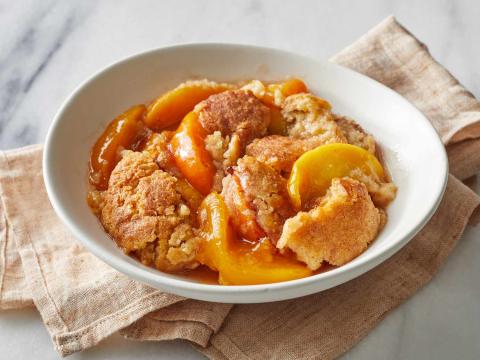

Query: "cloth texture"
left=1, top=16, right=479, bottom=359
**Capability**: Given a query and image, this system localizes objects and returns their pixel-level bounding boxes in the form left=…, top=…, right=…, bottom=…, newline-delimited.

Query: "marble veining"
left=0, top=1, right=96, bottom=146
left=0, top=0, right=479, bottom=359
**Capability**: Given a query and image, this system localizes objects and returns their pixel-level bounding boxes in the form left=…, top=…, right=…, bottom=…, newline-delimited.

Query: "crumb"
left=349, top=168, right=397, bottom=208
left=282, top=93, right=345, bottom=143
left=204, top=131, right=243, bottom=191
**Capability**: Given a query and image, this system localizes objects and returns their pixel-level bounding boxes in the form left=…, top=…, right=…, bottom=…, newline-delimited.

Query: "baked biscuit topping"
left=196, top=90, right=270, bottom=148
left=277, top=177, right=382, bottom=270
left=94, top=150, right=200, bottom=272
left=246, top=135, right=335, bottom=174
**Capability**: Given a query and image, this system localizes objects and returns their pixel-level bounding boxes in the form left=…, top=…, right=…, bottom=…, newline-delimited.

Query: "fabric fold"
left=198, top=176, right=479, bottom=359
left=0, top=146, right=229, bottom=357
left=331, top=16, right=480, bottom=145
left=121, top=301, right=233, bottom=347
left=0, top=188, right=33, bottom=309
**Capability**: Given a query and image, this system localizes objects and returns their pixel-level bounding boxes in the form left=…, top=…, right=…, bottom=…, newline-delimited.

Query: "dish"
left=86, top=78, right=397, bottom=285
left=43, top=44, right=447, bottom=303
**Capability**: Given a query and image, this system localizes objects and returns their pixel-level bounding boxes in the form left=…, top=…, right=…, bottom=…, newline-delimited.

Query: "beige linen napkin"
left=1, top=16, right=479, bottom=359
left=0, top=145, right=233, bottom=355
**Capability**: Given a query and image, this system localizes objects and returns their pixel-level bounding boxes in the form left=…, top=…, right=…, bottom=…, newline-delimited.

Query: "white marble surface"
left=0, top=0, right=479, bottom=359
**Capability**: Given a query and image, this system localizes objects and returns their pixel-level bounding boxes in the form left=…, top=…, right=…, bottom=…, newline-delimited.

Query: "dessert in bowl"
left=43, top=44, right=447, bottom=303
left=87, top=77, right=397, bottom=285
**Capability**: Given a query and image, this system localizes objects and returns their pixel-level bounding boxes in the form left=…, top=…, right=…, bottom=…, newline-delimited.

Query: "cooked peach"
left=89, top=105, right=147, bottom=190
left=221, top=174, right=266, bottom=242
left=196, top=193, right=229, bottom=273
left=144, top=80, right=232, bottom=130
left=222, top=156, right=293, bottom=243
left=264, top=78, right=308, bottom=106
left=170, top=111, right=216, bottom=195
left=197, top=193, right=311, bottom=285
left=288, top=143, right=385, bottom=209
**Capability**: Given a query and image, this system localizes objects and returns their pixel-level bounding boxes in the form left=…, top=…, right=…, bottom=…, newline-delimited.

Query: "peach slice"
left=170, top=111, right=216, bottom=195
left=197, top=193, right=311, bottom=285
left=222, top=174, right=266, bottom=242
left=288, top=143, right=385, bottom=209
left=144, top=81, right=232, bottom=130
left=89, top=105, right=147, bottom=190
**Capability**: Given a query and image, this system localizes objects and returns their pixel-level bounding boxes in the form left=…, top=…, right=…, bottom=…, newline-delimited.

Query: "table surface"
left=1, top=0, right=479, bottom=359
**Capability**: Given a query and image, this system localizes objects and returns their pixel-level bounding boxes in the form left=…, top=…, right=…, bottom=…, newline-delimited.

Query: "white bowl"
left=43, top=44, right=448, bottom=303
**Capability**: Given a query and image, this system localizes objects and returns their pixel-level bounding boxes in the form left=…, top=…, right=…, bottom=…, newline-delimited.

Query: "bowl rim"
left=43, top=43, right=449, bottom=300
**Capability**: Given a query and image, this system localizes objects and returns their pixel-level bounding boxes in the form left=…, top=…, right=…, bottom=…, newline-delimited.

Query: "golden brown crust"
left=107, top=151, right=158, bottom=189
left=277, top=177, right=382, bottom=270
left=334, top=114, right=376, bottom=154
left=246, top=135, right=332, bottom=174
left=97, top=150, right=200, bottom=272
left=197, top=90, right=270, bottom=148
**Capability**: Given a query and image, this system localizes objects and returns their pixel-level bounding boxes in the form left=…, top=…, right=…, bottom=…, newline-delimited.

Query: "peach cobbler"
left=87, top=78, right=397, bottom=285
